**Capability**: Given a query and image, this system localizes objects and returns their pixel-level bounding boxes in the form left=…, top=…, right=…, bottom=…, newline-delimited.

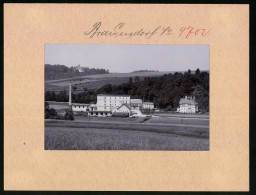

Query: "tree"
left=192, top=85, right=209, bottom=111
left=45, top=69, right=209, bottom=111
left=72, top=86, right=77, bottom=91
left=135, top=76, right=140, bottom=82
left=129, top=77, right=133, bottom=84
left=45, top=102, right=58, bottom=119
left=64, top=110, right=74, bottom=120
left=195, top=68, right=200, bottom=75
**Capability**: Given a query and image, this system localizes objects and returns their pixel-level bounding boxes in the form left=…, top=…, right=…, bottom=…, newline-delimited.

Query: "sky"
left=45, top=44, right=209, bottom=73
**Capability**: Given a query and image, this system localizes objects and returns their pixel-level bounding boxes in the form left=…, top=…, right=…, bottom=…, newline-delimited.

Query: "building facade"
left=113, top=103, right=132, bottom=116
left=72, top=103, right=92, bottom=112
left=142, top=102, right=154, bottom=109
left=96, top=94, right=131, bottom=111
left=177, top=96, right=198, bottom=114
left=130, top=99, right=143, bottom=110
left=71, top=94, right=155, bottom=117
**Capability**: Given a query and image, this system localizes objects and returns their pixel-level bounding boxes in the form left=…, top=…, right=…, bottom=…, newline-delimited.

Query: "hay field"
left=45, top=126, right=209, bottom=150
left=45, top=119, right=209, bottom=150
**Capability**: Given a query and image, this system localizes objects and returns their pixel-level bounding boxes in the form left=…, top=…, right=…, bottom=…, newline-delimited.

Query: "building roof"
left=97, top=94, right=130, bottom=97
left=131, top=99, right=143, bottom=104
left=179, top=98, right=198, bottom=105
left=143, top=102, right=154, bottom=105
left=117, top=103, right=132, bottom=110
left=72, top=103, right=91, bottom=106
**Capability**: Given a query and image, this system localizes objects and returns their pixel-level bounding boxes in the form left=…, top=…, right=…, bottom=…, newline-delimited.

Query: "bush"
left=45, top=107, right=58, bottom=119
left=64, top=110, right=74, bottom=120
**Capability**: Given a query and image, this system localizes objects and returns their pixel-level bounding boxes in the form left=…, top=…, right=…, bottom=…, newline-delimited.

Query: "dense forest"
left=45, top=69, right=209, bottom=112
left=45, top=64, right=109, bottom=80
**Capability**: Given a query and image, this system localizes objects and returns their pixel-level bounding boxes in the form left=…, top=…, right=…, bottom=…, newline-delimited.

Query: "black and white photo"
left=44, top=44, right=209, bottom=150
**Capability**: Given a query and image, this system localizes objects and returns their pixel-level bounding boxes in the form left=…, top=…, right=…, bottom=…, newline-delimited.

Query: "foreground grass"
left=144, top=117, right=209, bottom=126
left=45, top=127, right=209, bottom=150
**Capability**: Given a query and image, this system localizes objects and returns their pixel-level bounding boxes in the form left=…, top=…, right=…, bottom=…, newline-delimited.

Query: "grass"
left=45, top=126, right=209, bottom=150
left=144, top=117, right=209, bottom=126
left=152, top=113, right=209, bottom=118
left=45, top=119, right=209, bottom=138
left=73, top=115, right=209, bottom=127
left=75, top=115, right=145, bottom=123
left=45, top=71, right=174, bottom=92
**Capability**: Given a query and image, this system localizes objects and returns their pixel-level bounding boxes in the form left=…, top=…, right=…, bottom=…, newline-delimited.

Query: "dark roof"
left=117, top=103, right=132, bottom=110
left=179, top=98, right=198, bottom=105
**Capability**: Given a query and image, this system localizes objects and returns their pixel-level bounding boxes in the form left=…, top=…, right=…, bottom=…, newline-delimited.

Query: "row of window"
left=74, top=105, right=89, bottom=108
left=101, top=97, right=129, bottom=100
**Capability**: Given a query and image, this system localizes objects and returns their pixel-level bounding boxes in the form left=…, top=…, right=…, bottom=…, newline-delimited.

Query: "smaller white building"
left=113, top=103, right=132, bottom=116
left=75, top=65, right=84, bottom=72
left=177, top=96, right=198, bottom=114
left=72, top=103, right=91, bottom=112
left=142, top=102, right=154, bottom=109
left=130, top=99, right=143, bottom=110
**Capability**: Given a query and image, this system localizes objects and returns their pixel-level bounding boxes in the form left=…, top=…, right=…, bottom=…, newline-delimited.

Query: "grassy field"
left=151, top=113, right=209, bottom=119
left=75, top=115, right=146, bottom=123
left=45, top=71, right=174, bottom=92
left=74, top=114, right=208, bottom=126
left=144, top=116, right=209, bottom=126
left=45, top=126, right=209, bottom=150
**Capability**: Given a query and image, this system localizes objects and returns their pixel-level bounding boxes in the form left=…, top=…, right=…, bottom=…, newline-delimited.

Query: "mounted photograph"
left=44, top=44, right=209, bottom=150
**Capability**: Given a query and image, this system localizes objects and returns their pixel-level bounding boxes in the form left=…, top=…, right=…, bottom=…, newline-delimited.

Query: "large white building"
left=96, top=94, right=131, bottom=112
left=177, top=96, right=198, bottom=114
left=71, top=94, right=155, bottom=117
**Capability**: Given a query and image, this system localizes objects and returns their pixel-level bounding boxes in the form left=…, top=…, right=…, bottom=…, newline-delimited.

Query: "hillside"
left=45, top=64, right=109, bottom=81
left=45, top=71, right=175, bottom=92
left=45, top=69, right=209, bottom=111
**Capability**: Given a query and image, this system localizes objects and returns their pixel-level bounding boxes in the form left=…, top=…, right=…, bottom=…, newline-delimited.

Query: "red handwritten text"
left=178, top=26, right=210, bottom=39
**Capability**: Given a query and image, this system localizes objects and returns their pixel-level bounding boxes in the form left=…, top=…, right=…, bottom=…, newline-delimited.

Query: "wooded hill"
left=45, top=69, right=209, bottom=112
left=45, top=64, right=109, bottom=81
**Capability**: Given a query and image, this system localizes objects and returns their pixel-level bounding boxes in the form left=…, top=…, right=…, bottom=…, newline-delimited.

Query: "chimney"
left=69, top=81, right=72, bottom=110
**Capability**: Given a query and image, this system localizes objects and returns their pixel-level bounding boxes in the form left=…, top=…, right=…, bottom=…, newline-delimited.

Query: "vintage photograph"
left=45, top=44, right=209, bottom=150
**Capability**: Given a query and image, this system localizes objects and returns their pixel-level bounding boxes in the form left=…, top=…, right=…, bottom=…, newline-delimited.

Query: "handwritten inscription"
left=84, top=22, right=210, bottom=39
left=178, top=26, right=211, bottom=39
left=84, top=22, right=172, bottom=39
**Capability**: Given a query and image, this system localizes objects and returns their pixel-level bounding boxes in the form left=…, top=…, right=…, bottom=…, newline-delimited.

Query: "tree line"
left=45, top=69, right=209, bottom=112
left=45, top=64, right=109, bottom=81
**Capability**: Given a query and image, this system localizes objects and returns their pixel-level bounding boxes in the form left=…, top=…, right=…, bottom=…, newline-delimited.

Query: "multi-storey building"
left=177, top=96, right=198, bottom=114
left=71, top=94, right=155, bottom=117
left=96, top=94, right=131, bottom=111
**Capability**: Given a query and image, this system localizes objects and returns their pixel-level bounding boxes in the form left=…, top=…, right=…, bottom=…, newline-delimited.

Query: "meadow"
left=45, top=126, right=209, bottom=150
left=45, top=71, right=174, bottom=92
left=144, top=116, right=209, bottom=126
left=45, top=119, right=209, bottom=150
